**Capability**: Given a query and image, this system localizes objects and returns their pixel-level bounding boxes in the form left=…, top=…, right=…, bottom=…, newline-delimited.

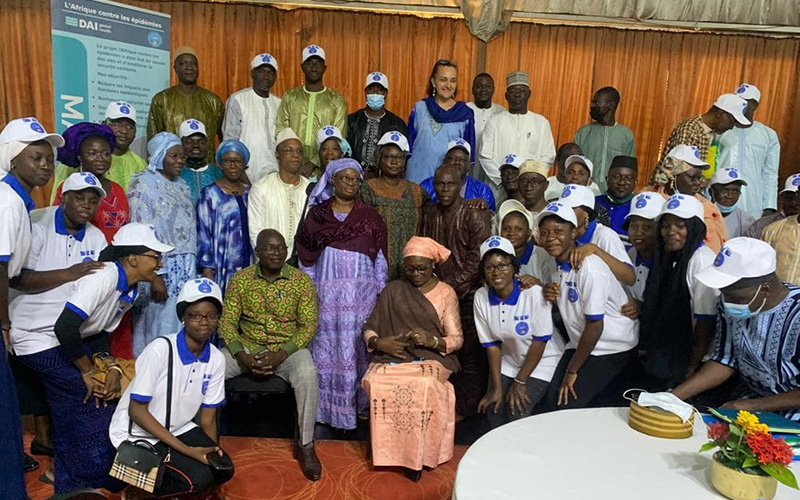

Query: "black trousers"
left=153, top=427, right=231, bottom=497
left=544, top=348, right=635, bottom=411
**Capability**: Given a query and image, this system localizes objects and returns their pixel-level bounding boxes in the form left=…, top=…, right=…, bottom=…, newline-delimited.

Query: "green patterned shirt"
left=219, top=264, right=318, bottom=356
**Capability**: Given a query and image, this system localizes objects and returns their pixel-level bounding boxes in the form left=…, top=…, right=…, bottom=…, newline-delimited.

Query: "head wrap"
left=173, top=46, right=197, bottom=63
left=403, top=236, right=451, bottom=264
left=649, top=157, right=695, bottom=190
left=57, top=123, right=117, bottom=168
left=215, top=139, right=250, bottom=166
left=307, top=158, right=363, bottom=207
left=147, top=132, right=182, bottom=172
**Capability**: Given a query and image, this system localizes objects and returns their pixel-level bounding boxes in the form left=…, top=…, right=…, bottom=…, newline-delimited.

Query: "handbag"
left=109, top=337, right=173, bottom=492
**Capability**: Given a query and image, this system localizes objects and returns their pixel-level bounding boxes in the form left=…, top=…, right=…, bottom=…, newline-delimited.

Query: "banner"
left=51, top=0, right=171, bottom=155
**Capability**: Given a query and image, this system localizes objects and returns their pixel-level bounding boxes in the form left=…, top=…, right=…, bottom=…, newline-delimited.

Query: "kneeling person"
left=217, top=229, right=321, bottom=481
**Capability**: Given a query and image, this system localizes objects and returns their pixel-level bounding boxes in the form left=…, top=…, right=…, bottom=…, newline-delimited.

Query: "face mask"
left=366, top=94, right=385, bottom=111
left=716, top=200, right=738, bottom=214
left=627, top=390, right=694, bottom=423
left=723, top=284, right=766, bottom=319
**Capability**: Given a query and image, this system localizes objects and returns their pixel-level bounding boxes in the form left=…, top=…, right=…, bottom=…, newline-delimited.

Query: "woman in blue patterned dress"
left=128, top=132, right=197, bottom=356
left=197, top=140, right=252, bottom=294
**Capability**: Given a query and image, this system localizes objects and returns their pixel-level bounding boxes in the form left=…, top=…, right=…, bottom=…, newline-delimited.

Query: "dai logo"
left=78, top=19, right=101, bottom=31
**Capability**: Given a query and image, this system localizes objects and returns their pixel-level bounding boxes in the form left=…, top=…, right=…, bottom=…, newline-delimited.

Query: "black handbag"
left=109, top=337, right=174, bottom=493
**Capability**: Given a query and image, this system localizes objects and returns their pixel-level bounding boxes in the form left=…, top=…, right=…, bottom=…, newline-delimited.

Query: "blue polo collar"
left=176, top=328, right=211, bottom=365
left=520, top=242, right=534, bottom=265
left=2, top=174, right=35, bottom=212
left=634, top=252, right=653, bottom=268
left=488, top=278, right=521, bottom=306
left=557, top=259, right=572, bottom=272
left=576, top=219, right=597, bottom=246
left=114, top=261, right=131, bottom=293
left=54, top=206, right=86, bottom=241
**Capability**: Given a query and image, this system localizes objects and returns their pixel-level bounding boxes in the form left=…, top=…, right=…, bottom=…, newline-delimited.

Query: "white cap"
left=667, top=144, right=710, bottom=169
left=713, top=93, right=751, bottom=126
left=695, top=237, right=776, bottom=289
left=735, top=83, right=761, bottom=103
left=302, top=44, right=325, bottom=63
left=536, top=200, right=579, bottom=228
left=0, top=117, right=64, bottom=148
left=780, top=173, right=800, bottom=194
left=177, top=277, right=223, bottom=308
left=480, top=235, right=515, bottom=260
left=250, top=53, right=278, bottom=71
left=565, top=154, right=594, bottom=176
left=559, top=184, right=596, bottom=210
left=446, top=138, right=471, bottom=157
left=111, top=223, right=174, bottom=253
left=62, top=172, right=107, bottom=198
left=625, top=192, right=662, bottom=221
left=711, top=166, right=748, bottom=187
left=104, top=101, right=137, bottom=124
left=365, top=72, right=388, bottom=90
left=316, top=125, right=344, bottom=150
left=500, top=153, right=525, bottom=170
left=178, top=119, right=207, bottom=139
left=660, top=194, right=704, bottom=222
left=275, top=128, right=300, bottom=147
left=377, top=131, right=409, bottom=153
left=497, top=199, right=533, bottom=230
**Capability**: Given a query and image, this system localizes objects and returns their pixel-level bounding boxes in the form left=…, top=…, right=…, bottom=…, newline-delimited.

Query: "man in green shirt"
left=574, top=87, right=635, bottom=193
left=218, top=229, right=322, bottom=481
left=103, top=101, right=146, bottom=191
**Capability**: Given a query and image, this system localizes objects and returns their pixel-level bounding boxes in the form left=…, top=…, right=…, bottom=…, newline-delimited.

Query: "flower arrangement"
left=701, top=409, right=798, bottom=489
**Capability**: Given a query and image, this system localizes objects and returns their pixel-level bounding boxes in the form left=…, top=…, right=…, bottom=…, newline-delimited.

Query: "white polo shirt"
left=541, top=254, right=638, bottom=356
left=109, top=331, right=226, bottom=448
left=9, top=207, right=106, bottom=355
left=576, top=220, right=632, bottom=268
left=626, top=247, right=652, bottom=302
left=0, top=174, right=35, bottom=279
left=519, top=242, right=549, bottom=281
left=474, top=281, right=565, bottom=383
left=688, top=244, right=720, bottom=320
left=64, top=261, right=138, bottom=336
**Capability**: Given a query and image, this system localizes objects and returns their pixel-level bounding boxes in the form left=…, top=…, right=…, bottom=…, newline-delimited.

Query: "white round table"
left=453, top=407, right=800, bottom=500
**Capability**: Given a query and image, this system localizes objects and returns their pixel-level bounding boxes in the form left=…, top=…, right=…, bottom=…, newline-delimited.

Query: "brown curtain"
left=1, top=0, right=799, bottom=207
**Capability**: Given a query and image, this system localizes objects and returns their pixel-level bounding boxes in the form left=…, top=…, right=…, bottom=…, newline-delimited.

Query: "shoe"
left=24, top=453, right=39, bottom=473
left=121, top=486, right=155, bottom=500
left=31, top=439, right=55, bottom=457
left=39, top=463, right=54, bottom=485
left=297, top=441, right=322, bottom=481
left=56, top=489, right=108, bottom=499
left=404, top=468, right=422, bottom=482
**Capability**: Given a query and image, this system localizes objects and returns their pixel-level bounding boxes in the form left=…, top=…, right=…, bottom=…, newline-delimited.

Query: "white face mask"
left=625, top=390, right=695, bottom=423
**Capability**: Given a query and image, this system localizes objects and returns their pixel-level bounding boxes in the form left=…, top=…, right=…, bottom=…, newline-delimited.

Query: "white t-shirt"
left=474, top=282, right=565, bottom=383
left=9, top=207, right=107, bottom=355
left=109, top=331, right=226, bottom=448
left=626, top=247, right=652, bottom=302
left=65, top=262, right=138, bottom=336
left=0, top=174, right=34, bottom=279
left=541, top=254, right=639, bottom=355
left=578, top=221, right=633, bottom=267
left=519, top=242, right=549, bottom=281
left=687, top=244, right=720, bottom=320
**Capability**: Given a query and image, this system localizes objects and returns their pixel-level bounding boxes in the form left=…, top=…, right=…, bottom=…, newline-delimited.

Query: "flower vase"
left=711, top=452, right=778, bottom=500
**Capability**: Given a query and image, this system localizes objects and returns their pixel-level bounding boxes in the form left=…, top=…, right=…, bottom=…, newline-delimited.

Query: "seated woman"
left=17, top=223, right=173, bottom=497
left=475, top=236, right=564, bottom=428
left=639, top=194, right=719, bottom=390
left=537, top=202, right=639, bottom=410
left=110, top=278, right=232, bottom=499
left=362, top=236, right=462, bottom=482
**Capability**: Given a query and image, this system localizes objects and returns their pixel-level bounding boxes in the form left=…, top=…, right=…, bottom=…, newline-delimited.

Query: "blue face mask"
left=716, top=200, right=739, bottom=214
left=722, top=284, right=766, bottom=319
left=366, top=94, right=385, bottom=111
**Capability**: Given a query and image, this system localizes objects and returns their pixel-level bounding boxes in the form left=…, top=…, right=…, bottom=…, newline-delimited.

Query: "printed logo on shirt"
left=515, top=321, right=529, bottom=336
left=566, top=281, right=579, bottom=303
left=80, top=249, right=96, bottom=263
left=202, top=373, right=212, bottom=395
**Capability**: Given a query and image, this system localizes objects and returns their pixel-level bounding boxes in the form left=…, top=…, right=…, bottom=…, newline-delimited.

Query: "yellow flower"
left=735, top=410, right=769, bottom=435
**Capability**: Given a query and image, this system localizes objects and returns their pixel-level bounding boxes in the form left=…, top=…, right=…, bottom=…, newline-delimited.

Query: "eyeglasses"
left=256, top=244, right=287, bottom=254
left=404, top=266, right=430, bottom=275
left=221, top=159, right=245, bottom=167
left=83, top=150, right=112, bottom=161
left=335, top=175, right=362, bottom=186
left=518, top=178, right=546, bottom=188
left=484, top=262, right=512, bottom=273
left=139, top=253, right=163, bottom=263
left=166, top=152, right=187, bottom=162
left=185, top=312, right=220, bottom=322
left=608, top=173, right=637, bottom=184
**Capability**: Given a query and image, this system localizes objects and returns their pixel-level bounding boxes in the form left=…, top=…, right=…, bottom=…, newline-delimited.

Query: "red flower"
left=708, top=422, right=730, bottom=443
left=745, top=432, right=794, bottom=467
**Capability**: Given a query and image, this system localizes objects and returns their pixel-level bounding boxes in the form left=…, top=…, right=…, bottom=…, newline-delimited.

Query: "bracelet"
left=108, top=365, right=124, bottom=376
left=81, top=368, right=99, bottom=377
left=513, top=377, right=527, bottom=386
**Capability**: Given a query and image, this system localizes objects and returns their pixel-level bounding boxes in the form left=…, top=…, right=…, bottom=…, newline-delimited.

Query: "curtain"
left=1, top=0, right=799, bottom=208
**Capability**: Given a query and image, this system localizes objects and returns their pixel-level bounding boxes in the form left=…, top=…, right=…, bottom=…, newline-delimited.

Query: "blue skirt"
left=0, top=341, right=26, bottom=500
left=19, top=345, right=120, bottom=493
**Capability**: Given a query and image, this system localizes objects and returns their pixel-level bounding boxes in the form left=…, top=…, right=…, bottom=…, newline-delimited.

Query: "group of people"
left=0, top=42, right=798, bottom=500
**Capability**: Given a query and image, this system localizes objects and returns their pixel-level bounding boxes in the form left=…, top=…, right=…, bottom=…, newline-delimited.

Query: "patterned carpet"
left=25, top=435, right=468, bottom=500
